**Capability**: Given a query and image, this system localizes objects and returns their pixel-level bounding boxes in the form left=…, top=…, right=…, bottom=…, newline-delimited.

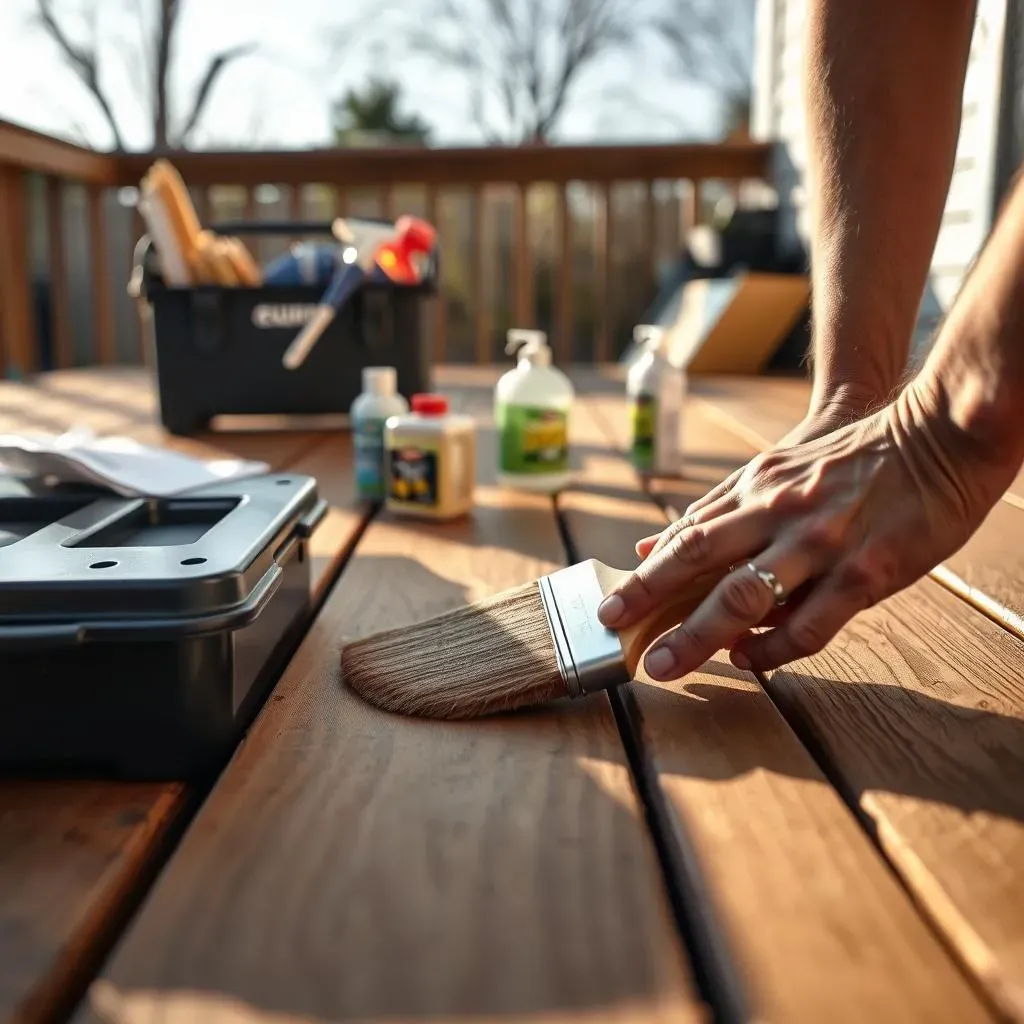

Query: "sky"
left=0, top=0, right=734, bottom=150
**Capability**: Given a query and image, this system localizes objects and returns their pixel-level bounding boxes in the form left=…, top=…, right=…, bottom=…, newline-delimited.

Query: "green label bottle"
left=630, top=394, right=656, bottom=470
left=498, top=403, right=569, bottom=474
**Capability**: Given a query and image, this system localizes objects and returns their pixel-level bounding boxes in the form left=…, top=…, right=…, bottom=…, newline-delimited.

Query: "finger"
left=634, top=490, right=740, bottom=563
left=599, top=507, right=769, bottom=630
left=645, top=493, right=739, bottom=561
left=732, top=570, right=873, bottom=672
left=635, top=532, right=662, bottom=559
left=643, top=544, right=816, bottom=681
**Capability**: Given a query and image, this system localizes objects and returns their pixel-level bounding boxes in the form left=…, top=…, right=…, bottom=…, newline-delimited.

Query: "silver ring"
left=746, top=561, right=787, bottom=606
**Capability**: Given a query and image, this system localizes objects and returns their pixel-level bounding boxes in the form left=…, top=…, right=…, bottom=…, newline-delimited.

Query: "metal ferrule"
left=538, top=562, right=629, bottom=699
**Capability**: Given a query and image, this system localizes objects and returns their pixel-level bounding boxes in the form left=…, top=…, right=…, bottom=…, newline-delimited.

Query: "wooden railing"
left=0, top=118, right=772, bottom=376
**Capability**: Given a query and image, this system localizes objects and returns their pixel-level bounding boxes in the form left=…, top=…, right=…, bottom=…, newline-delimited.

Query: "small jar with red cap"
left=383, top=393, right=476, bottom=519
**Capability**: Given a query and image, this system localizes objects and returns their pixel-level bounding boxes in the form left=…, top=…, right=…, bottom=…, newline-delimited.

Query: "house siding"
left=752, top=0, right=1012, bottom=360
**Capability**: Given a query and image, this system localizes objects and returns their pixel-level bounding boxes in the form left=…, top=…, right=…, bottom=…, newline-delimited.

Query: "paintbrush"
left=342, top=558, right=720, bottom=719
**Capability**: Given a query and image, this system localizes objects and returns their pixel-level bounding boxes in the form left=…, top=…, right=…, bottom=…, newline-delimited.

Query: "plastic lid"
left=363, top=366, right=397, bottom=396
left=412, top=393, right=449, bottom=416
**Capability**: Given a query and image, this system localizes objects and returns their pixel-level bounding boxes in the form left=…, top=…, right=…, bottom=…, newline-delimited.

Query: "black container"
left=0, top=474, right=326, bottom=780
left=137, top=220, right=437, bottom=435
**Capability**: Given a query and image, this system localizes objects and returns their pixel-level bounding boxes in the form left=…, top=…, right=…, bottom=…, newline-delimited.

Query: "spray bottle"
left=626, top=324, right=685, bottom=474
left=495, top=329, right=574, bottom=492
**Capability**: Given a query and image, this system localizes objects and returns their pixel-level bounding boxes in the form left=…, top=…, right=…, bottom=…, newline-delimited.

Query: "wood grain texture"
left=76, top=470, right=706, bottom=1022
left=46, top=177, right=73, bottom=370
left=515, top=184, right=531, bottom=326
left=87, top=185, right=115, bottom=365
left=425, top=185, right=446, bottom=362
left=587, top=375, right=1024, bottom=1018
left=767, top=578, right=1024, bottom=1021
left=0, top=167, right=35, bottom=375
left=113, top=141, right=773, bottom=189
left=560, top=395, right=991, bottom=1022
left=594, top=184, right=611, bottom=363
left=0, top=373, right=366, bottom=1024
left=472, top=186, right=489, bottom=363
left=555, top=185, right=573, bottom=364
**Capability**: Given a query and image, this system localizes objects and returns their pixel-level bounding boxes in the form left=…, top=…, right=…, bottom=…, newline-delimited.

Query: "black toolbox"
left=135, top=220, right=438, bottom=435
left=0, top=473, right=327, bottom=780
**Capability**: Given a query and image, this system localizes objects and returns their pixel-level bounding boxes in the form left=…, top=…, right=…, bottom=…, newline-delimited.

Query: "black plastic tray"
left=0, top=473, right=327, bottom=779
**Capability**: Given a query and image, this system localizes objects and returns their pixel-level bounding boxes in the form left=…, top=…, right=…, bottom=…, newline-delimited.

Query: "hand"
left=598, top=380, right=1016, bottom=680
left=656, top=386, right=884, bottom=551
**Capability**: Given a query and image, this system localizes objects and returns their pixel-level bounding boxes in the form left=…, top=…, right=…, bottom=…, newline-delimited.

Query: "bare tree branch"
left=152, top=0, right=182, bottom=147
left=397, top=0, right=639, bottom=143
left=656, top=0, right=755, bottom=118
left=175, top=43, right=257, bottom=146
left=34, top=0, right=126, bottom=149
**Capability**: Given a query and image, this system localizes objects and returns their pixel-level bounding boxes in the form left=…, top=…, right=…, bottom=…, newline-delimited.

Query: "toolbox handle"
left=296, top=498, right=329, bottom=538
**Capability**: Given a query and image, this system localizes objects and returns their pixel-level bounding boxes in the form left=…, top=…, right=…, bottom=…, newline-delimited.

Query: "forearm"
left=806, top=0, right=976, bottom=414
left=908, top=170, right=1024, bottom=479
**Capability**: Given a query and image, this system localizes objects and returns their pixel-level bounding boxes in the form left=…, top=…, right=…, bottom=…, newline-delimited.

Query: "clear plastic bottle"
left=495, top=329, right=574, bottom=493
left=626, top=325, right=685, bottom=474
left=384, top=394, right=476, bottom=519
left=351, top=367, right=409, bottom=501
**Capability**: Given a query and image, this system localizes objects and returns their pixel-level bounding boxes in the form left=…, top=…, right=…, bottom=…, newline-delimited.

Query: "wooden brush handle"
left=591, top=561, right=723, bottom=678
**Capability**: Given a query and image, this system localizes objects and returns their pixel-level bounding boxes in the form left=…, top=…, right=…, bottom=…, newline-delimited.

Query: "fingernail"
left=731, top=650, right=752, bottom=671
left=597, top=594, right=625, bottom=626
left=645, top=646, right=677, bottom=679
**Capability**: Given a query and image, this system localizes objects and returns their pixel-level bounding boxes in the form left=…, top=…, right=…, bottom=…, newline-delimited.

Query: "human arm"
left=788, top=0, right=977, bottom=441
left=597, top=166, right=1024, bottom=680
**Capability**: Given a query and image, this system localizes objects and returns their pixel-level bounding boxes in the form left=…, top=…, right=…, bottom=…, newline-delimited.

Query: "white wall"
left=752, top=0, right=1011, bottom=359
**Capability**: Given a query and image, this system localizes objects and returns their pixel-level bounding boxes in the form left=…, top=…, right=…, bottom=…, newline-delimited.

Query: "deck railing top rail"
left=0, top=117, right=777, bottom=375
left=0, top=118, right=773, bottom=187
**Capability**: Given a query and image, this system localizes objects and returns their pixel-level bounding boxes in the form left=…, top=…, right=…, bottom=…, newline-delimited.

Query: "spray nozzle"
left=506, top=328, right=550, bottom=365
left=634, top=324, right=665, bottom=349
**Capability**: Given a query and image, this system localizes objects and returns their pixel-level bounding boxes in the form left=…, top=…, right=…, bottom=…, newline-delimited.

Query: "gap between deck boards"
left=552, top=497, right=750, bottom=1024
left=625, top=397, right=1018, bottom=1021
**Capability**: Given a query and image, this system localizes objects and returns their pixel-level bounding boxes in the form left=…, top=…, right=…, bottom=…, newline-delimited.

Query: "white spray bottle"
left=495, top=329, right=574, bottom=493
left=626, top=324, right=685, bottom=474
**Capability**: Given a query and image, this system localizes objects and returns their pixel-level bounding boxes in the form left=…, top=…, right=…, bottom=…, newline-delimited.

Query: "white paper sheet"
left=0, top=430, right=269, bottom=496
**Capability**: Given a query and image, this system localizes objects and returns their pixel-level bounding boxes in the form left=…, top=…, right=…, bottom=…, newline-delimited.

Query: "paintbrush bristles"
left=341, top=582, right=567, bottom=719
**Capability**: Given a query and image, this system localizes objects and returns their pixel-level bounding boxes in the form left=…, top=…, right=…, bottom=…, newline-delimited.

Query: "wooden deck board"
left=76, top=469, right=707, bottom=1022
left=0, top=370, right=369, bottom=1023
left=559, top=393, right=990, bottom=1022
left=599, top=375, right=1024, bottom=1020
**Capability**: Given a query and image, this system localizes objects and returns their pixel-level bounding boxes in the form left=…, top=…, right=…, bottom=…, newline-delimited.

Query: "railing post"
left=88, top=184, right=115, bottom=364
left=0, top=167, right=36, bottom=377
left=426, top=185, right=446, bottom=363
left=644, top=181, right=658, bottom=296
left=471, top=186, right=488, bottom=364
left=335, top=185, right=349, bottom=218
left=555, top=184, right=573, bottom=365
left=514, top=184, right=531, bottom=327
left=594, top=183, right=611, bottom=363
left=45, top=177, right=72, bottom=369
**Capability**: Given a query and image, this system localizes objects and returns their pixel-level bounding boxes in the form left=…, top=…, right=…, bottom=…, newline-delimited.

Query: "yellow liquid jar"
left=384, top=394, right=476, bottom=520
